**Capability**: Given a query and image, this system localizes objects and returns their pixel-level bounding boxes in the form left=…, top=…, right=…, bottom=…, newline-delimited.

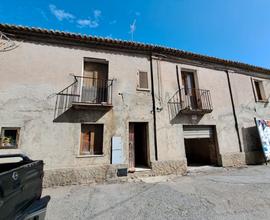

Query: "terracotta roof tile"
left=1, top=23, right=270, bottom=75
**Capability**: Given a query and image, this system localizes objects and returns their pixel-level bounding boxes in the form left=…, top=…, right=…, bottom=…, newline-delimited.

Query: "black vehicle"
left=0, top=154, right=50, bottom=220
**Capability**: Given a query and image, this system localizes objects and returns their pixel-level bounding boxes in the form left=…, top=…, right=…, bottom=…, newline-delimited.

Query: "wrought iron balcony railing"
left=54, top=76, right=113, bottom=119
left=168, top=88, right=213, bottom=117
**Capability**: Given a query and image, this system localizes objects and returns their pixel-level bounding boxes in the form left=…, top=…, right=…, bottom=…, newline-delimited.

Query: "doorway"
left=183, top=126, right=219, bottom=166
left=181, top=71, right=198, bottom=109
left=82, top=60, right=108, bottom=103
left=129, top=122, right=149, bottom=171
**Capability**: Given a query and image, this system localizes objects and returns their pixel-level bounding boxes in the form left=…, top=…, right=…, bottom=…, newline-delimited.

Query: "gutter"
left=150, top=54, right=158, bottom=161
left=226, top=70, right=243, bottom=152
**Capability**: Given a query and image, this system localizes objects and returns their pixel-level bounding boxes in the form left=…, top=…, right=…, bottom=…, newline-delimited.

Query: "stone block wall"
left=43, top=160, right=187, bottom=187
left=219, top=153, right=246, bottom=167
left=43, top=164, right=128, bottom=187
left=151, top=160, right=187, bottom=176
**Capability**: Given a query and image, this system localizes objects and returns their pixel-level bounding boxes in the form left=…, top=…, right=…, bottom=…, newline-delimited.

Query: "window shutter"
left=138, top=71, right=149, bottom=89
left=89, top=131, right=95, bottom=155
left=81, top=127, right=90, bottom=153
left=80, top=124, right=103, bottom=155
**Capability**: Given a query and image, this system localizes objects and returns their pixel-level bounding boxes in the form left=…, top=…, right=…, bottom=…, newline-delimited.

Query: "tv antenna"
left=129, top=19, right=136, bottom=41
left=0, top=31, right=18, bottom=52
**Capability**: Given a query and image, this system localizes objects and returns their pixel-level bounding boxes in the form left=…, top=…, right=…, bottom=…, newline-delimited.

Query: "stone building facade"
left=0, top=24, right=269, bottom=186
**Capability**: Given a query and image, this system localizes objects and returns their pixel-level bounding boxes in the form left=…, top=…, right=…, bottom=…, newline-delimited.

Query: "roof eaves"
left=1, top=23, right=270, bottom=75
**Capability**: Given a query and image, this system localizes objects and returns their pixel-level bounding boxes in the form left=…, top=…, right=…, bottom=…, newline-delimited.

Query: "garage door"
left=183, top=126, right=213, bottom=139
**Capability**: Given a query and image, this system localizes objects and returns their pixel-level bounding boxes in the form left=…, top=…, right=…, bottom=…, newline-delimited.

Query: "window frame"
left=180, top=68, right=199, bottom=89
left=136, top=70, right=150, bottom=91
left=252, top=78, right=268, bottom=103
left=0, top=127, right=20, bottom=149
left=81, top=58, right=109, bottom=103
left=79, top=124, right=104, bottom=156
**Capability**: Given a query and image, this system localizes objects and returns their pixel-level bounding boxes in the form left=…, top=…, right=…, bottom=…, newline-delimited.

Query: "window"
left=80, top=124, right=103, bottom=155
left=254, top=80, right=267, bottom=102
left=137, top=71, right=149, bottom=90
left=0, top=128, right=20, bottom=148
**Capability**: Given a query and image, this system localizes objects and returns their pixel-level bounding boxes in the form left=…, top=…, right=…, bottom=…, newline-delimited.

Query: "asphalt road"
left=44, top=165, right=270, bottom=220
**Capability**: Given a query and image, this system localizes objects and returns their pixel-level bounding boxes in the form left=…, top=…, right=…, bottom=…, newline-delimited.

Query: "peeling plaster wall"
left=153, top=60, right=244, bottom=166
left=0, top=40, right=156, bottom=170
left=229, top=72, right=270, bottom=164
left=151, top=60, right=184, bottom=161
left=1, top=39, right=268, bottom=174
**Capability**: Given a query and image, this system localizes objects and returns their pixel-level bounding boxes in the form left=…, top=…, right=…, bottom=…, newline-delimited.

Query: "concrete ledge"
left=43, top=164, right=128, bottom=187
left=220, top=152, right=246, bottom=167
left=245, top=151, right=265, bottom=165
left=151, top=160, right=187, bottom=176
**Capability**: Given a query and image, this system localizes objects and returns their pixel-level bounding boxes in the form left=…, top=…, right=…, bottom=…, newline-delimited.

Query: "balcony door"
left=82, top=61, right=108, bottom=103
left=181, top=71, right=198, bottom=109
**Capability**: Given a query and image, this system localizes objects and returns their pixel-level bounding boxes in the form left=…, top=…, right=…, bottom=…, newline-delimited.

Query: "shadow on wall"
left=242, top=126, right=265, bottom=164
left=169, top=113, right=204, bottom=125
left=53, top=108, right=107, bottom=123
left=167, top=102, right=205, bottom=124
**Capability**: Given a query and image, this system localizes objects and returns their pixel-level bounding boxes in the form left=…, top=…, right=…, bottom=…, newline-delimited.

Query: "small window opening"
left=80, top=124, right=103, bottom=155
left=254, top=80, right=266, bottom=101
left=137, top=71, right=149, bottom=90
left=0, top=128, right=20, bottom=148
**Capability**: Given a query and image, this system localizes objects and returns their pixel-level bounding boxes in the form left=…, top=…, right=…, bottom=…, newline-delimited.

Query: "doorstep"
left=135, top=167, right=152, bottom=172
left=187, top=165, right=227, bottom=175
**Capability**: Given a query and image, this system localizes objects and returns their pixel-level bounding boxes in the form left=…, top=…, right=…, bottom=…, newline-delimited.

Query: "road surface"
left=44, top=165, right=270, bottom=220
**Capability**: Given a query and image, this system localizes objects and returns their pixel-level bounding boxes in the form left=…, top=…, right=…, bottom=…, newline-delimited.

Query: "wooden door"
left=82, top=62, right=108, bottom=103
left=129, top=123, right=135, bottom=172
left=182, top=72, right=198, bottom=109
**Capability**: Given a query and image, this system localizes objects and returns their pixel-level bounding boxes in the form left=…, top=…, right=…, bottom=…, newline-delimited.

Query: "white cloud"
left=49, top=4, right=75, bottom=21
left=49, top=5, right=101, bottom=28
left=77, top=9, right=101, bottom=28
left=77, top=19, right=99, bottom=28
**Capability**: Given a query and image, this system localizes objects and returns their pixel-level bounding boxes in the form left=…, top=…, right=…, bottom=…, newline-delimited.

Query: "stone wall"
left=43, top=160, right=187, bottom=187
left=43, top=164, right=129, bottom=187
left=219, top=153, right=246, bottom=167
left=151, top=160, right=187, bottom=175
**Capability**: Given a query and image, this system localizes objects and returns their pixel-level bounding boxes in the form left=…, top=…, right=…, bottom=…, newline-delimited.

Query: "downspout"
left=150, top=54, right=158, bottom=161
left=176, top=65, right=182, bottom=107
left=226, top=70, right=243, bottom=152
left=157, top=59, right=163, bottom=105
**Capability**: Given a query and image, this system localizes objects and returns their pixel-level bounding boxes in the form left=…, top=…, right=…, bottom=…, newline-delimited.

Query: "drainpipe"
left=226, top=70, right=243, bottom=152
left=150, top=54, right=158, bottom=161
left=176, top=65, right=182, bottom=108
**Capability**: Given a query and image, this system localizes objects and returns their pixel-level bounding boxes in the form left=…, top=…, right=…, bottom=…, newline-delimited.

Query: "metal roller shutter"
left=183, top=126, right=213, bottom=139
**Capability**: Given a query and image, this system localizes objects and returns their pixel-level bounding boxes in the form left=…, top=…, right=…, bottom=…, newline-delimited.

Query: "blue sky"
left=1, top=0, right=270, bottom=68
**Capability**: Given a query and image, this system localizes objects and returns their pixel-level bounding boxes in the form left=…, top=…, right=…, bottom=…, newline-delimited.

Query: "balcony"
left=54, top=76, right=113, bottom=120
left=168, top=88, right=213, bottom=118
